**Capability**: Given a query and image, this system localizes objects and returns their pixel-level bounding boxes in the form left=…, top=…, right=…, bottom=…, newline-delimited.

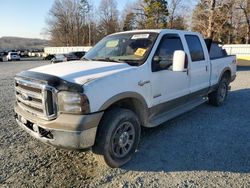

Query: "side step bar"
left=148, top=97, right=207, bottom=127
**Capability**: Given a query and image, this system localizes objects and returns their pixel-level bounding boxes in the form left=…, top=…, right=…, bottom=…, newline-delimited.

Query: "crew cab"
left=14, top=29, right=236, bottom=168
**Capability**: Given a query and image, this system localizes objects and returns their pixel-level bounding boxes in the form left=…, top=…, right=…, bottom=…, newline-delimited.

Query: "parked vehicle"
left=14, top=29, right=236, bottom=168
left=7, top=52, right=20, bottom=61
left=18, top=50, right=29, bottom=57
left=43, top=54, right=55, bottom=60
left=0, top=52, right=4, bottom=61
left=70, top=51, right=86, bottom=59
left=51, top=53, right=79, bottom=63
left=1, top=52, right=8, bottom=61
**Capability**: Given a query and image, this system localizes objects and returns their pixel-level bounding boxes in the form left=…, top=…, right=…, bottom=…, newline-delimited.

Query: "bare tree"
left=207, top=0, right=216, bottom=38
left=238, top=0, right=250, bottom=43
left=98, top=0, right=119, bottom=36
left=46, top=0, right=90, bottom=46
left=121, top=2, right=137, bottom=31
left=133, top=0, right=147, bottom=29
left=168, top=0, right=182, bottom=29
left=192, top=0, right=239, bottom=43
left=192, top=1, right=209, bottom=37
left=45, top=0, right=249, bottom=46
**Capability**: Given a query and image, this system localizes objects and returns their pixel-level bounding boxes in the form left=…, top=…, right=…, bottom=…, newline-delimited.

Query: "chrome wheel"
left=111, top=122, right=135, bottom=158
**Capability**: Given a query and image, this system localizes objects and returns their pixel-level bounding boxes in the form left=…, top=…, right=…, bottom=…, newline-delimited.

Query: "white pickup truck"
left=14, top=29, right=236, bottom=168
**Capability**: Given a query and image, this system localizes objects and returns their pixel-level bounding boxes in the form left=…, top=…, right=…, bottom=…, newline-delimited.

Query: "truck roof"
left=110, top=29, right=201, bottom=36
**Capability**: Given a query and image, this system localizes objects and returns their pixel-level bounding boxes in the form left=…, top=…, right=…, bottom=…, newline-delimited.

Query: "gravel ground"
left=0, top=60, right=250, bottom=188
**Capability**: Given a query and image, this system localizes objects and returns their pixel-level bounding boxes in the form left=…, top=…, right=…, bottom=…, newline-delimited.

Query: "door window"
left=152, top=34, right=184, bottom=72
left=185, top=35, right=205, bottom=62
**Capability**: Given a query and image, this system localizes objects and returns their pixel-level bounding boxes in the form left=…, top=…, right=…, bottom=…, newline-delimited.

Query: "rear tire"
left=208, top=76, right=229, bottom=106
left=93, top=108, right=141, bottom=168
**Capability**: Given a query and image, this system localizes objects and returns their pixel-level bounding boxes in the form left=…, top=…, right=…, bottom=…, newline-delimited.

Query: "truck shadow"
left=237, top=65, right=250, bottom=71
left=123, top=89, right=250, bottom=173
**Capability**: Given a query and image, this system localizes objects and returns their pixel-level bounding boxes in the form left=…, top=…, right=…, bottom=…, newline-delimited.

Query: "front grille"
left=15, top=78, right=57, bottom=120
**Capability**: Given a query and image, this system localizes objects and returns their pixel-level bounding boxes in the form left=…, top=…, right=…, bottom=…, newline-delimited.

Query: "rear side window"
left=185, top=35, right=205, bottom=62
left=209, top=43, right=227, bottom=59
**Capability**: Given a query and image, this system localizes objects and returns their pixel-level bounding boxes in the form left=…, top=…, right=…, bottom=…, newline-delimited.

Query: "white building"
left=223, top=44, right=250, bottom=60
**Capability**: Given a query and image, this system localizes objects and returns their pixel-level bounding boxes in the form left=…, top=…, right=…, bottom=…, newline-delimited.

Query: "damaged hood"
left=30, top=61, right=133, bottom=85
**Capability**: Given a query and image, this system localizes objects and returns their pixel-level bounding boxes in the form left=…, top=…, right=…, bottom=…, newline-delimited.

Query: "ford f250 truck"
left=14, top=29, right=236, bottom=168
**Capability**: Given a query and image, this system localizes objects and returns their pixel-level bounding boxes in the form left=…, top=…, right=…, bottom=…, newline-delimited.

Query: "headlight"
left=57, top=91, right=90, bottom=114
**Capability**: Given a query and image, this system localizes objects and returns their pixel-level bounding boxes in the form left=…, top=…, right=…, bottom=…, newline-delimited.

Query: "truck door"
left=150, top=34, right=190, bottom=114
left=184, top=35, right=210, bottom=95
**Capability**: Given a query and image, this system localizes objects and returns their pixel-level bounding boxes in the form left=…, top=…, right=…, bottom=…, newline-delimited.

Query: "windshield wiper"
left=118, top=59, right=140, bottom=65
left=91, top=57, right=120, bottom=63
left=88, top=57, right=139, bottom=65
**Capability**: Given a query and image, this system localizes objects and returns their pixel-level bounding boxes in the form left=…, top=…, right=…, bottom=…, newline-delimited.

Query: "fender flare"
left=99, top=92, right=148, bottom=111
left=98, top=92, right=149, bottom=126
left=218, top=67, right=231, bottom=83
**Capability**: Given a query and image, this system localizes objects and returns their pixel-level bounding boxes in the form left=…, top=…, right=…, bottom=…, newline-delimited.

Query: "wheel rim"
left=111, top=121, right=135, bottom=158
left=219, top=82, right=227, bottom=102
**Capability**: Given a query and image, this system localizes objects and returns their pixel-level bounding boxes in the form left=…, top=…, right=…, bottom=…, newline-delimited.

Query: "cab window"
left=152, top=34, right=184, bottom=72
left=185, top=35, right=205, bottom=62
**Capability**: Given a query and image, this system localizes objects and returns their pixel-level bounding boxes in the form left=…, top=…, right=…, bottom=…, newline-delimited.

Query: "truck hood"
left=30, top=61, right=133, bottom=85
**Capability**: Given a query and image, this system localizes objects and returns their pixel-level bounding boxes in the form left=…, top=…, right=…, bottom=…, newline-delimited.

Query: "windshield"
left=85, top=32, right=158, bottom=66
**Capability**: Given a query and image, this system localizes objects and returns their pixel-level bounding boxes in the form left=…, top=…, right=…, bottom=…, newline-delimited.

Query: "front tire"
left=93, top=108, right=141, bottom=168
left=208, top=76, right=229, bottom=106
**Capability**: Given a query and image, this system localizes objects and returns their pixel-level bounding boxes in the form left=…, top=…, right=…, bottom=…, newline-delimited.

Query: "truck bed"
left=210, top=55, right=237, bottom=86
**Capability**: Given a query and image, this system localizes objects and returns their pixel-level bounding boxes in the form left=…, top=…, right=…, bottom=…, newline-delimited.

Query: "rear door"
left=184, top=35, right=210, bottom=95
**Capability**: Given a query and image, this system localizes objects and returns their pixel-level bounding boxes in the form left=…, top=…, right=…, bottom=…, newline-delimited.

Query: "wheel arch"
left=98, top=92, right=149, bottom=127
left=219, top=67, right=231, bottom=83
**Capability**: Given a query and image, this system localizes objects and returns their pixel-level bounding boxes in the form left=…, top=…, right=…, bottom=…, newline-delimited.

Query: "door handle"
left=206, top=66, right=208, bottom=72
left=138, top=80, right=150, bottom=86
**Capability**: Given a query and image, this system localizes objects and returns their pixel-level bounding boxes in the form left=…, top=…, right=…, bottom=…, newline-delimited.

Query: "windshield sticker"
left=131, top=34, right=150, bottom=40
left=134, top=48, right=147, bottom=57
left=106, top=40, right=119, bottom=48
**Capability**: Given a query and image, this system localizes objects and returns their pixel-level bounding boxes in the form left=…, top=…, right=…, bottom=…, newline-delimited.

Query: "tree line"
left=45, top=0, right=250, bottom=46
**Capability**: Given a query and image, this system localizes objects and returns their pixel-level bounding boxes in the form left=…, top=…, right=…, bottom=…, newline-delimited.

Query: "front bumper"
left=15, top=104, right=103, bottom=150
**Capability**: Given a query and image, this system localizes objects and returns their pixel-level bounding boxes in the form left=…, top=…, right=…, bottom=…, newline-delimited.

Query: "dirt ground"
left=0, top=60, right=249, bottom=187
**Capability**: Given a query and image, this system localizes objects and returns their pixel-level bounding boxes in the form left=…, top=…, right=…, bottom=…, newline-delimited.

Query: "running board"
left=148, top=97, right=207, bottom=127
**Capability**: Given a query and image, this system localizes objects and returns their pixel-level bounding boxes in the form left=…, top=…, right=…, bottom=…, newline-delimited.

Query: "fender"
left=208, top=67, right=232, bottom=94
left=99, top=92, right=148, bottom=111
left=98, top=92, right=149, bottom=126
left=218, top=67, right=232, bottom=83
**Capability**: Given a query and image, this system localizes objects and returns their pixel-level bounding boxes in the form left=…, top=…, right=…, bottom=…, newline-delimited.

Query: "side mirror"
left=173, top=50, right=187, bottom=72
